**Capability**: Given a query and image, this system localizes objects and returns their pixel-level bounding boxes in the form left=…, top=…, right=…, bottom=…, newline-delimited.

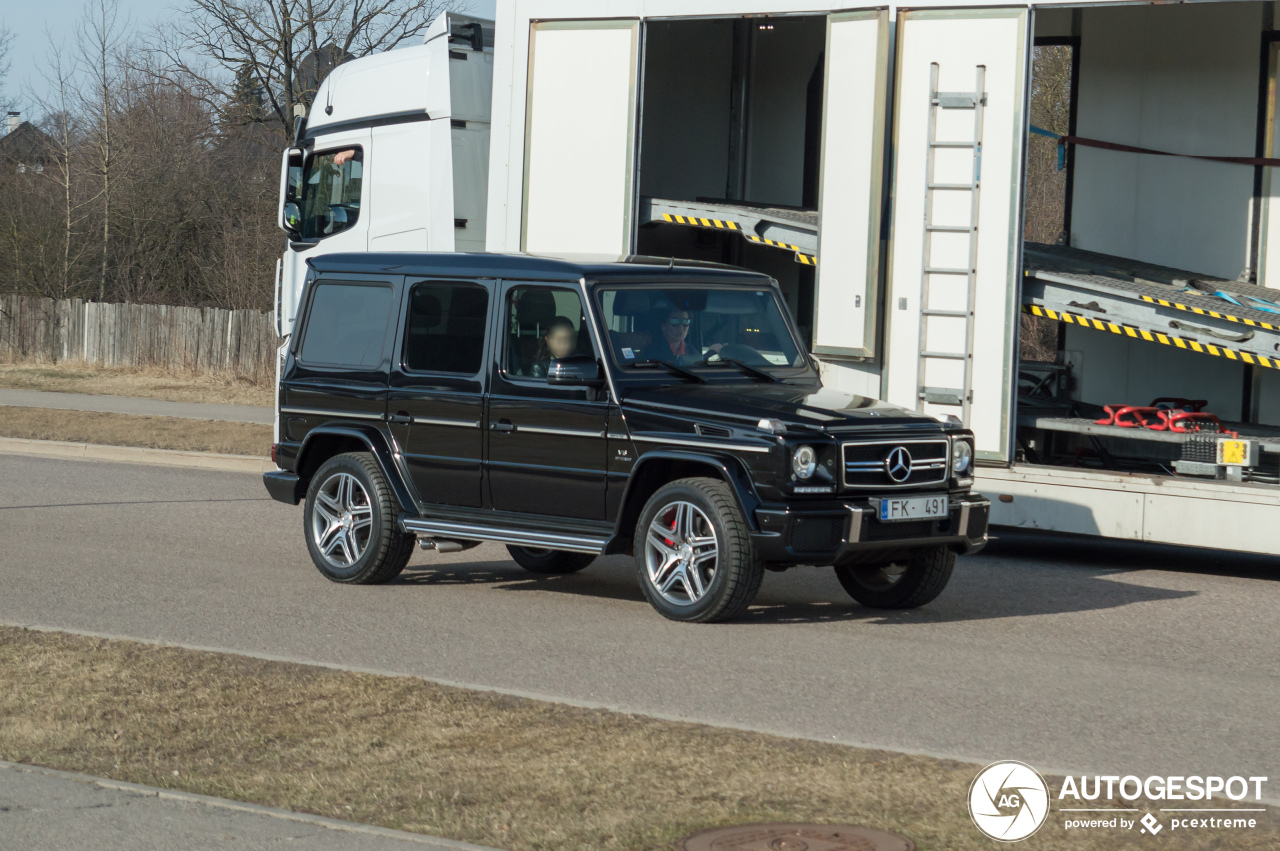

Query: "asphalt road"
left=2, top=454, right=1277, bottom=789
left=0, top=762, right=496, bottom=851
left=0, top=389, right=272, bottom=424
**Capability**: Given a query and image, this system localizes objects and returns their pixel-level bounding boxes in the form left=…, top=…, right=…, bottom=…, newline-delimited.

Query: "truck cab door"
left=279, top=128, right=373, bottom=337
left=519, top=19, right=640, bottom=255
left=881, top=9, right=1030, bottom=463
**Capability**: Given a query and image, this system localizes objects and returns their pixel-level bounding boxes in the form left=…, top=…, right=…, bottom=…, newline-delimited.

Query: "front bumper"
left=752, top=493, right=990, bottom=565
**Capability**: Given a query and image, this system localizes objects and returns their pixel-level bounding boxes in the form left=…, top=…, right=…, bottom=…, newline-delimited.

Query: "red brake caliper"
left=664, top=509, right=677, bottom=548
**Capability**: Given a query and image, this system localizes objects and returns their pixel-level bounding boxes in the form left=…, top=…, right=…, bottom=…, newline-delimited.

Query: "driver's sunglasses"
left=667, top=318, right=692, bottom=327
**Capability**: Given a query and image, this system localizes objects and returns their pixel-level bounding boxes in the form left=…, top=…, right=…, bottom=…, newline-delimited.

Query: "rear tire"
left=303, top=452, right=413, bottom=584
left=833, top=545, right=955, bottom=609
left=634, top=477, right=763, bottom=623
left=507, top=546, right=595, bottom=574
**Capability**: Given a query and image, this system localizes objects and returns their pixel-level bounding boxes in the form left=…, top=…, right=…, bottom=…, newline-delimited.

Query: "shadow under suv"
left=264, top=253, right=989, bottom=622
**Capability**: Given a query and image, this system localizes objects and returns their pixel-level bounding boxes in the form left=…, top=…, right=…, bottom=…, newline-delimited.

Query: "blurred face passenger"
left=546, top=324, right=576, bottom=360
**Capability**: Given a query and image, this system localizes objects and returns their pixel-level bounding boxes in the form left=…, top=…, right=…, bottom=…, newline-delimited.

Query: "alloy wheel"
left=311, top=472, right=374, bottom=568
left=644, top=501, right=719, bottom=606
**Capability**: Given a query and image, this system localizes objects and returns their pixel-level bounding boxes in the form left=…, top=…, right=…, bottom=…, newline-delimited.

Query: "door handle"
left=491, top=419, right=516, bottom=433
left=387, top=411, right=412, bottom=424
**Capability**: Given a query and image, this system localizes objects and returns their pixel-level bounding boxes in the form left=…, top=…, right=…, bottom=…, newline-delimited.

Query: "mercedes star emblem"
left=885, top=446, right=913, bottom=483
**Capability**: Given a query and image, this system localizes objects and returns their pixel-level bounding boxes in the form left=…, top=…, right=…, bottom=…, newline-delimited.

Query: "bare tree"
left=79, top=0, right=128, bottom=301
left=27, top=38, right=92, bottom=300
left=156, top=0, right=462, bottom=142
left=0, top=23, right=14, bottom=111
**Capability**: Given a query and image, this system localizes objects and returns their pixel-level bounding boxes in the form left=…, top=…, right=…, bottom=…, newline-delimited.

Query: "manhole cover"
left=676, top=823, right=915, bottom=851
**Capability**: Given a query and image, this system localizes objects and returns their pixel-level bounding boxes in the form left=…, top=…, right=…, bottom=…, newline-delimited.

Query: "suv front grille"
left=842, top=439, right=950, bottom=490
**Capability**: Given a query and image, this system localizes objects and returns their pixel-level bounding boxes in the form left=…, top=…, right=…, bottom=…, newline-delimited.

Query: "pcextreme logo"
left=969, top=761, right=1051, bottom=842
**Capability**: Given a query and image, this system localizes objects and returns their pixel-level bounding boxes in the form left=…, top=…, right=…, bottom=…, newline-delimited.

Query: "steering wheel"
left=710, top=343, right=771, bottom=367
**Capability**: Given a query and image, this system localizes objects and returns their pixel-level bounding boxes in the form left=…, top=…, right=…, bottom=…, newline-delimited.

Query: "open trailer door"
left=812, top=9, right=890, bottom=361
left=882, top=8, right=1029, bottom=462
left=521, top=19, right=640, bottom=255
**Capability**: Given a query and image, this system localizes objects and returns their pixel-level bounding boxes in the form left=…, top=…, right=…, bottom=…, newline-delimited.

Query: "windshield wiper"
left=694, top=357, right=778, bottom=383
left=629, top=360, right=706, bottom=383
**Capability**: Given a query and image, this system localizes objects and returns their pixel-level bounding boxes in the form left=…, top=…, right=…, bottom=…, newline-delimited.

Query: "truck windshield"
left=597, top=287, right=812, bottom=377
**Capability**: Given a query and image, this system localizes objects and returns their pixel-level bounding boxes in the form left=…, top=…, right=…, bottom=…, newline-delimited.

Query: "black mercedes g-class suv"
left=264, top=253, right=988, bottom=622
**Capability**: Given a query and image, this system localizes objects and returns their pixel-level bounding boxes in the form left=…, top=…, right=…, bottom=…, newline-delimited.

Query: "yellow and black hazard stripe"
left=659, top=213, right=817, bottom=266
left=745, top=235, right=818, bottom=266
left=1024, top=304, right=1280, bottom=370
left=1139, top=294, right=1280, bottom=333
left=661, top=213, right=741, bottom=232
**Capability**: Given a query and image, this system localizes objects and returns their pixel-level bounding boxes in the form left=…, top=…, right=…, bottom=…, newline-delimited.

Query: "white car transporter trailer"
left=282, top=1, right=1280, bottom=558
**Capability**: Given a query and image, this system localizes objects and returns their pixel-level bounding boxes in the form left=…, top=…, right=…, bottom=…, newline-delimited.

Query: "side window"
left=300, top=148, right=363, bottom=239
left=298, top=282, right=392, bottom=368
left=504, top=285, right=596, bottom=380
left=403, top=281, right=490, bottom=374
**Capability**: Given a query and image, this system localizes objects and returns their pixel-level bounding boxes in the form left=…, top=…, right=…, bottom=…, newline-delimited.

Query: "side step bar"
left=400, top=517, right=609, bottom=554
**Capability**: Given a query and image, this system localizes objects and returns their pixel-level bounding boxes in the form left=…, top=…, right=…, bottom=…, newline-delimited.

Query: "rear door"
left=812, top=9, right=891, bottom=361
left=521, top=19, right=640, bottom=255
left=486, top=281, right=610, bottom=519
left=881, top=9, right=1029, bottom=462
left=389, top=278, right=493, bottom=508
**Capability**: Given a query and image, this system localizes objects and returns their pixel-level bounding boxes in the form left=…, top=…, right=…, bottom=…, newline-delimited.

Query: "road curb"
left=0, top=760, right=505, bottom=850
left=0, top=436, right=273, bottom=473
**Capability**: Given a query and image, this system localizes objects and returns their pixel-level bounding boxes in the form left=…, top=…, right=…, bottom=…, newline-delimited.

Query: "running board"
left=400, top=518, right=609, bottom=554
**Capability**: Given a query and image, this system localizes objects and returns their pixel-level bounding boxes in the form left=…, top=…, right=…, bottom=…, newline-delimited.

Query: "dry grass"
left=0, top=407, right=270, bottom=456
left=0, top=627, right=1272, bottom=851
left=0, top=362, right=273, bottom=407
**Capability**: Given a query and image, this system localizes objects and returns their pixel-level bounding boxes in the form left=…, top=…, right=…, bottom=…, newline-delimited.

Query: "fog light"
left=792, top=445, right=817, bottom=480
left=952, top=439, right=973, bottom=474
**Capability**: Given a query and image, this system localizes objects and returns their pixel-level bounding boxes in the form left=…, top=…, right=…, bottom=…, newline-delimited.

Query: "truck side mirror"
left=278, top=147, right=305, bottom=238
left=546, top=354, right=605, bottom=388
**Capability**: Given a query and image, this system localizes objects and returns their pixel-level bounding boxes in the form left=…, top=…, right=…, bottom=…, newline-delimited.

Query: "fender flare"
left=606, top=449, right=762, bottom=555
left=295, top=424, right=417, bottom=514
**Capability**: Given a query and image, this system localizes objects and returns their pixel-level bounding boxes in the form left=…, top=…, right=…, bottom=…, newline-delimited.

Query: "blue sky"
left=3, top=0, right=497, bottom=112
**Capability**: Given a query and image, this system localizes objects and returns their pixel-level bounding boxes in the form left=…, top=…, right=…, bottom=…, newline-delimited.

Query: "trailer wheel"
left=833, top=545, right=955, bottom=609
left=507, top=546, right=595, bottom=574
left=634, top=477, right=763, bottom=623
left=303, top=452, right=413, bottom=584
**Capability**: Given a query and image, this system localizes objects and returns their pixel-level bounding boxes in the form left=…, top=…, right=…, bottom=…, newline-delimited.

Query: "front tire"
left=634, top=477, right=763, bottom=623
left=303, top=452, right=413, bottom=584
left=833, top=545, right=956, bottom=609
left=507, top=546, right=594, bottom=574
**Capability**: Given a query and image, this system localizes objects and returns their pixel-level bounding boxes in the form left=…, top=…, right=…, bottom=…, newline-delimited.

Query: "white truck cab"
left=275, top=12, right=494, bottom=338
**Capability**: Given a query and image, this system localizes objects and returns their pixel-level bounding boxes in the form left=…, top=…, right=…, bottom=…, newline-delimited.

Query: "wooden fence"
left=0, top=294, right=279, bottom=381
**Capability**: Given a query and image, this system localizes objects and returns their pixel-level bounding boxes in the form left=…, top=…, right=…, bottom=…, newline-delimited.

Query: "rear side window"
left=403, top=281, right=490, bottom=374
left=298, top=282, right=393, bottom=368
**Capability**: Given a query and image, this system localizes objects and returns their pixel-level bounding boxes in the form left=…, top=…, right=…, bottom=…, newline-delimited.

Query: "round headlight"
left=792, top=445, right=817, bottom=480
left=952, top=439, right=974, bottom=475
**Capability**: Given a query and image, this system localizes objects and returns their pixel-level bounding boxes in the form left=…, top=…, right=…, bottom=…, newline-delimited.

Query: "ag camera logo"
left=969, top=761, right=1051, bottom=842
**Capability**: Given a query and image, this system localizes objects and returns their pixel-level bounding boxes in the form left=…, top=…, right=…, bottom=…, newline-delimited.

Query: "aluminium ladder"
left=916, top=63, right=986, bottom=425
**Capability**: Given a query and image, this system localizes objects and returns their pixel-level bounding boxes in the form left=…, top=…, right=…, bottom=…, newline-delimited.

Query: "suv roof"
left=307, top=252, right=775, bottom=286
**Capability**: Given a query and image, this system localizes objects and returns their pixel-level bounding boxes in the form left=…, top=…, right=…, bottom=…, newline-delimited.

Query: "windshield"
left=596, top=286, right=812, bottom=377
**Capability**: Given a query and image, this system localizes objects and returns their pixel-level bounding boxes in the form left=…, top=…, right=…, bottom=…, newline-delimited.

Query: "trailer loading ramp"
left=1021, top=242, right=1280, bottom=370
left=639, top=197, right=818, bottom=266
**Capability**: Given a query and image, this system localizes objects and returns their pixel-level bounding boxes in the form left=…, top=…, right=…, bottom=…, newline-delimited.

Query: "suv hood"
left=622, top=383, right=945, bottom=432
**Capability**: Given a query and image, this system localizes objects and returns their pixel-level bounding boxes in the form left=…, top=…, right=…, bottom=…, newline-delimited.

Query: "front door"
left=486, top=282, right=610, bottom=519
left=389, top=278, right=493, bottom=508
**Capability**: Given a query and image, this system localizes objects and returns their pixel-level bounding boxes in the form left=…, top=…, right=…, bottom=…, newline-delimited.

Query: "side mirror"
left=278, top=147, right=305, bottom=238
left=546, top=354, right=605, bottom=388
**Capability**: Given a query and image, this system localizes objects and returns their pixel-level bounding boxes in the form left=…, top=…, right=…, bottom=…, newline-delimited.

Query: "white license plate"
left=876, top=495, right=949, bottom=522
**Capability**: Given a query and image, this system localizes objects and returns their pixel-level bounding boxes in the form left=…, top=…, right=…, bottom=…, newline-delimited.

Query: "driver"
left=660, top=307, right=692, bottom=358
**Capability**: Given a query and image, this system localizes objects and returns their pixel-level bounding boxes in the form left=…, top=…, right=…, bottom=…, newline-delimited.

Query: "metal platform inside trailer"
left=639, top=197, right=819, bottom=265
left=1021, top=243, right=1280, bottom=368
